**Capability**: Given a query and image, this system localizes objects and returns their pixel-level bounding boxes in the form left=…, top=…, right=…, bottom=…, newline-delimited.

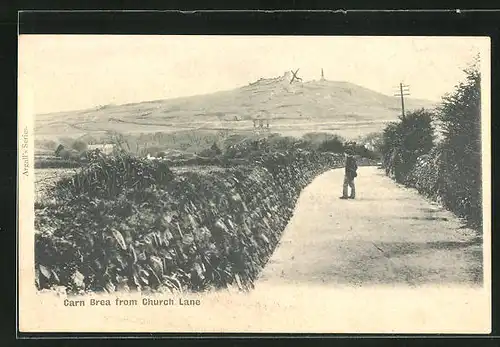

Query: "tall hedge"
left=381, top=57, right=482, bottom=228
left=438, top=58, right=482, bottom=225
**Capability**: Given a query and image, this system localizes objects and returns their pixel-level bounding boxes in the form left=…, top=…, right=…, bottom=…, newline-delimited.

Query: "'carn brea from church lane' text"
left=63, top=297, right=201, bottom=307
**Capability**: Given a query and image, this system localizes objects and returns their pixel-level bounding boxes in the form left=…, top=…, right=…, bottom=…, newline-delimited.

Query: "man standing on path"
left=340, top=147, right=357, bottom=199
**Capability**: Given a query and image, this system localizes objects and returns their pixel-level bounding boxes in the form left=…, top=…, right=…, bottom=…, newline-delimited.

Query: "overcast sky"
left=19, top=35, right=489, bottom=115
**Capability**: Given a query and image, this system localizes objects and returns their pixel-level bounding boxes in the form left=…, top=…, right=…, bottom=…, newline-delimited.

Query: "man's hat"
left=344, top=141, right=355, bottom=155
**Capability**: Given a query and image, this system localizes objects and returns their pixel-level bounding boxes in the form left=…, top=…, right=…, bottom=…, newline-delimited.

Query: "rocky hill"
left=35, top=72, right=437, bottom=140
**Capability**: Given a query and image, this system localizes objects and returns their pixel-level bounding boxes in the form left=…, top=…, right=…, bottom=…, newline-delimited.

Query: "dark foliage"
left=71, top=140, right=88, bottom=152
left=438, top=59, right=482, bottom=225
left=381, top=109, right=435, bottom=183
left=35, top=141, right=344, bottom=295
left=381, top=57, right=482, bottom=228
left=318, top=135, right=345, bottom=153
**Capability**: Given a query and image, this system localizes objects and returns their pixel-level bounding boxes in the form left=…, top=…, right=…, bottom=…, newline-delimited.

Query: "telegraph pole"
left=394, top=83, right=410, bottom=120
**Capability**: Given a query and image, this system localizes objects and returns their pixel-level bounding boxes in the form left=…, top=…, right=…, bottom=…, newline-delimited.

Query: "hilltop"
left=35, top=72, right=437, bottom=140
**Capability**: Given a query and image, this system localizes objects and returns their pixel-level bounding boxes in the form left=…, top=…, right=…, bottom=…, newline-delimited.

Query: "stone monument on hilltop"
left=283, top=70, right=293, bottom=82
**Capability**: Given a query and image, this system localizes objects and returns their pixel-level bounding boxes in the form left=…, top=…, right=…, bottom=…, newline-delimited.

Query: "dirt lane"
left=257, top=166, right=482, bottom=287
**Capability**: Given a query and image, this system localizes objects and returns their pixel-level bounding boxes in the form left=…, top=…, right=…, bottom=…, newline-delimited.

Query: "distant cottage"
left=87, top=144, right=116, bottom=155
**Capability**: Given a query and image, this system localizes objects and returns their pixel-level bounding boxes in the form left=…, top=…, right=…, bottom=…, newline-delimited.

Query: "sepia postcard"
left=18, top=35, right=491, bottom=334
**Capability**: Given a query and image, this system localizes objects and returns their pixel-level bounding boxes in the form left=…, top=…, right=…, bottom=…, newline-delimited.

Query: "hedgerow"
left=35, top=158, right=82, bottom=169
left=381, top=57, right=482, bottom=228
left=35, top=143, right=343, bottom=294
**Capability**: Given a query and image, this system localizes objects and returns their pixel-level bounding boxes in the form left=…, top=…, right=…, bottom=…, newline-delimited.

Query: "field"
left=35, top=168, right=78, bottom=201
left=35, top=117, right=395, bottom=142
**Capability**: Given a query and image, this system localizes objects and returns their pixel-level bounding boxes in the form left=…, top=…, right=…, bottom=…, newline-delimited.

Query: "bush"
left=318, top=135, right=345, bottom=153
left=267, top=135, right=300, bottom=151
left=405, top=146, right=445, bottom=202
left=140, top=146, right=165, bottom=157
left=71, top=140, right=88, bottom=152
left=381, top=109, right=435, bottom=182
left=438, top=58, right=482, bottom=226
left=52, top=150, right=175, bottom=200
left=352, top=144, right=379, bottom=161
left=198, top=142, right=222, bottom=158
left=302, top=132, right=342, bottom=148
left=380, top=122, right=401, bottom=174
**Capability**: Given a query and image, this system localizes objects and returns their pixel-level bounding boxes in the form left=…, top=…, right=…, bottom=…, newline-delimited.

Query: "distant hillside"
left=35, top=72, right=438, bottom=140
